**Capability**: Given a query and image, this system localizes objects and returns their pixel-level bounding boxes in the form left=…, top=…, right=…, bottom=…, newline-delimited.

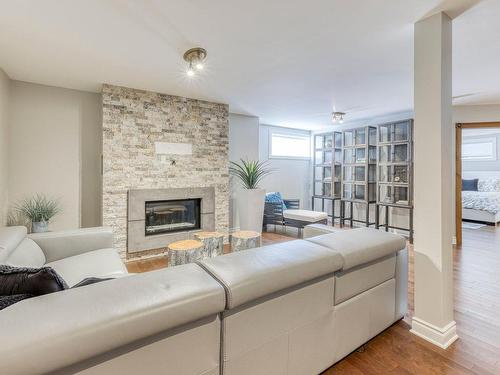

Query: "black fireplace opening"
left=145, top=198, right=201, bottom=236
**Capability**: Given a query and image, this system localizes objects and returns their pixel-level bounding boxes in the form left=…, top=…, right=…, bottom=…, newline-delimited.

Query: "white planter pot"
left=32, top=221, right=49, bottom=233
left=237, top=188, right=266, bottom=233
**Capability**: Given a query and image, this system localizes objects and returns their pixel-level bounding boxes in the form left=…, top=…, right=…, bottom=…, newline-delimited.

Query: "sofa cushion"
left=0, top=226, right=27, bottom=263
left=46, top=248, right=127, bottom=287
left=198, top=240, right=343, bottom=309
left=305, top=228, right=406, bottom=271
left=0, top=264, right=226, bottom=375
left=334, top=255, right=396, bottom=305
left=5, top=238, right=46, bottom=268
left=303, top=223, right=343, bottom=238
left=283, top=209, right=328, bottom=223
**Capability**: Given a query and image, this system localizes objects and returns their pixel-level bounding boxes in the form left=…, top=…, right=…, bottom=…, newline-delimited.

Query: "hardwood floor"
left=126, top=226, right=500, bottom=375
left=325, top=226, right=500, bottom=375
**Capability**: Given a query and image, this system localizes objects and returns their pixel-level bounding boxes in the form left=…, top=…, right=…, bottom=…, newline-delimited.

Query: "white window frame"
left=269, top=131, right=311, bottom=160
left=462, top=136, right=497, bottom=161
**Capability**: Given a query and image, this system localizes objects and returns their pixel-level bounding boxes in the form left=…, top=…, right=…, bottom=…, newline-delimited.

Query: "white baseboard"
left=410, top=317, right=458, bottom=349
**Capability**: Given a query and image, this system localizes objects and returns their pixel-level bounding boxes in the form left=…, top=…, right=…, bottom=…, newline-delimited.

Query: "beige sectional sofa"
left=0, top=225, right=407, bottom=375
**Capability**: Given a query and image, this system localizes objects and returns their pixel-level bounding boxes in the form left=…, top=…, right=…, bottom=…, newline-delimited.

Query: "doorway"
left=455, top=122, right=500, bottom=246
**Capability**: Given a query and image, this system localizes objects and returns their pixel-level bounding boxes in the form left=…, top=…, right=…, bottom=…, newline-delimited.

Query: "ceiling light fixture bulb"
left=183, top=47, right=207, bottom=76
left=332, top=111, right=346, bottom=124
left=187, top=63, right=195, bottom=77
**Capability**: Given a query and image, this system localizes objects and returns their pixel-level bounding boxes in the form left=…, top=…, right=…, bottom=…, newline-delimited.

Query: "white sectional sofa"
left=0, top=225, right=407, bottom=375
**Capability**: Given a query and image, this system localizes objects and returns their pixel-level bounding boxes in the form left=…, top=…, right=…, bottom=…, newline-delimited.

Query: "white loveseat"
left=1, top=226, right=127, bottom=286
left=0, top=226, right=225, bottom=375
left=0, top=225, right=407, bottom=375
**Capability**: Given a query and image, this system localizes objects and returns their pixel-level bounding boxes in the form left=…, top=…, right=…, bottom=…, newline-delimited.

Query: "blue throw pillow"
left=265, top=192, right=287, bottom=210
left=462, top=178, right=478, bottom=191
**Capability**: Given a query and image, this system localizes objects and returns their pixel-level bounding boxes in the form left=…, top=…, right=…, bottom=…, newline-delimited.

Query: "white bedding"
left=462, top=191, right=500, bottom=214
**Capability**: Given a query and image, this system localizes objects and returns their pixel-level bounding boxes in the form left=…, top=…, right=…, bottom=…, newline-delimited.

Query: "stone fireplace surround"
left=128, top=187, right=215, bottom=254
left=102, top=84, right=229, bottom=260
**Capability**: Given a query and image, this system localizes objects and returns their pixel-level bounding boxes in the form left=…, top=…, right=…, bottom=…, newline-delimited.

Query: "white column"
left=411, top=12, right=457, bottom=348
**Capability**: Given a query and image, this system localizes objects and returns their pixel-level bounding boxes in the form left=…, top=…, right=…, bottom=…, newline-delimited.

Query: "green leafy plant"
left=7, top=209, right=31, bottom=228
left=229, top=159, right=273, bottom=189
left=14, top=194, right=61, bottom=223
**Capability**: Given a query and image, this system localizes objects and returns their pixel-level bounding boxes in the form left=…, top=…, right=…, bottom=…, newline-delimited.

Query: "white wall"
left=259, top=125, right=312, bottom=209
left=228, top=113, right=260, bottom=230
left=8, top=81, right=101, bottom=231
left=0, top=69, right=10, bottom=226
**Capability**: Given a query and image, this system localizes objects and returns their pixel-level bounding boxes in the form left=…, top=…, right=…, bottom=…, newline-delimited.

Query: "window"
left=270, top=132, right=310, bottom=159
left=462, top=137, right=497, bottom=161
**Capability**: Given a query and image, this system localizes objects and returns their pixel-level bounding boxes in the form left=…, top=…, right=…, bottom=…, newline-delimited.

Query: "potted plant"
left=14, top=194, right=61, bottom=233
left=229, top=159, right=272, bottom=233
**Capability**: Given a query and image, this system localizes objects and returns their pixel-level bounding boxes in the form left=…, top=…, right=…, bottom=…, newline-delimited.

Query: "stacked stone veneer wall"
left=102, top=84, right=229, bottom=259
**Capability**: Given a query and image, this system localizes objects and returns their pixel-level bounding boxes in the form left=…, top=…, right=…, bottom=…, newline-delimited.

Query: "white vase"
left=237, top=188, right=266, bottom=233
left=32, top=221, right=49, bottom=233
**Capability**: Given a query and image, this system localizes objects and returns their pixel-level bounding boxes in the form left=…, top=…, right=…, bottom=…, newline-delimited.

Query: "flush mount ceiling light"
left=183, top=47, right=207, bottom=77
left=331, top=111, right=346, bottom=124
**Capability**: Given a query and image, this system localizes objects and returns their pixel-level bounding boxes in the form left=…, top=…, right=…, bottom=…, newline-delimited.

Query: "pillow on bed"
left=478, top=179, right=500, bottom=192
left=462, top=179, right=478, bottom=191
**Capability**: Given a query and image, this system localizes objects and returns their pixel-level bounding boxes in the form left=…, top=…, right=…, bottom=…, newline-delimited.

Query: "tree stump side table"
left=231, top=230, right=262, bottom=252
left=193, top=231, right=224, bottom=258
left=167, top=239, right=205, bottom=266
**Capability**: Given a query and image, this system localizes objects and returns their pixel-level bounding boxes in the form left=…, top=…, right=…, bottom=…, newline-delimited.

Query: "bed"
left=462, top=173, right=500, bottom=225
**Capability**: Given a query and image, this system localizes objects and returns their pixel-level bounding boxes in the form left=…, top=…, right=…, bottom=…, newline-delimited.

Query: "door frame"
left=455, top=121, right=500, bottom=246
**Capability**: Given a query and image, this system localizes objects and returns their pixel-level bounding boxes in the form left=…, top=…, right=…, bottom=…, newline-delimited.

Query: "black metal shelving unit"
left=375, top=119, right=414, bottom=242
left=340, top=126, right=378, bottom=227
left=312, top=131, right=342, bottom=224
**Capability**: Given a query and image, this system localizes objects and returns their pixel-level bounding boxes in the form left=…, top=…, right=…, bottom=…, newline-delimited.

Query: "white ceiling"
left=0, top=0, right=498, bottom=130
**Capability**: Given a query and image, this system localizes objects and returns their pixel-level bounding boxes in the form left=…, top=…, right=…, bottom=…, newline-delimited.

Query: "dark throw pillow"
left=462, top=178, right=479, bottom=191
left=0, top=265, right=68, bottom=303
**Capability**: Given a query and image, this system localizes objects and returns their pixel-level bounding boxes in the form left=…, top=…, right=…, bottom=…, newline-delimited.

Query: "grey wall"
left=259, top=125, right=312, bottom=209
left=229, top=113, right=260, bottom=161
left=227, top=116, right=313, bottom=230
left=228, top=113, right=260, bottom=231
left=0, top=69, right=10, bottom=226
left=80, top=90, right=102, bottom=227
left=8, top=81, right=102, bottom=230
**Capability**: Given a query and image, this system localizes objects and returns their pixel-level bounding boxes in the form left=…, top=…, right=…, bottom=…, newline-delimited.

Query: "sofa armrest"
left=29, top=227, right=114, bottom=262
left=0, top=263, right=226, bottom=375
left=395, top=247, right=408, bottom=320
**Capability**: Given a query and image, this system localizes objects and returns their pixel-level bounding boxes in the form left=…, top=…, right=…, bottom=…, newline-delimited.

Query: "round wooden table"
left=167, top=239, right=205, bottom=266
left=193, top=231, right=225, bottom=257
left=231, top=230, right=261, bottom=252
